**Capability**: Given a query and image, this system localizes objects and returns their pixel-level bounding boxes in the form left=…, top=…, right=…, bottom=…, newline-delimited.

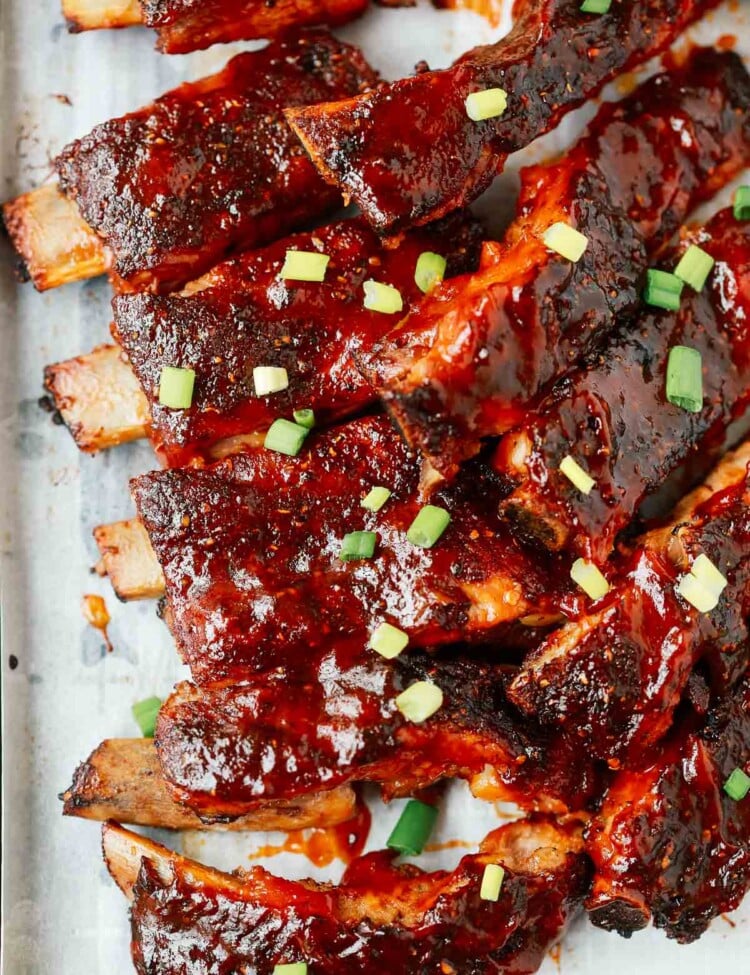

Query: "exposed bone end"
left=93, top=518, right=164, bottom=601
left=62, top=0, right=143, bottom=31
left=2, top=184, right=109, bottom=291
left=44, top=345, right=149, bottom=452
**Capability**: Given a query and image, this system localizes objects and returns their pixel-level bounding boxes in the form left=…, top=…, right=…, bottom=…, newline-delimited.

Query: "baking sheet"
left=1, top=1, right=749, bottom=971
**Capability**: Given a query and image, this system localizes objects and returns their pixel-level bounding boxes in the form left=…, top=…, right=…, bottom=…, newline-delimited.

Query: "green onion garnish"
left=464, top=88, right=508, bottom=122
left=643, top=269, right=683, bottom=311
left=559, top=455, right=595, bottom=495
left=724, top=767, right=750, bottom=801
left=363, top=280, right=404, bottom=314
left=340, top=530, right=377, bottom=561
left=387, top=799, right=438, bottom=855
left=570, top=559, right=609, bottom=600
left=542, top=222, right=589, bottom=262
left=674, top=245, right=715, bottom=291
left=273, top=964, right=308, bottom=975
left=677, top=553, right=727, bottom=613
left=480, top=863, right=505, bottom=901
left=369, top=621, right=409, bottom=659
left=415, top=251, right=447, bottom=293
left=264, top=418, right=310, bottom=456
left=132, top=696, right=162, bottom=738
left=293, top=409, right=315, bottom=429
left=580, top=0, right=612, bottom=12
left=406, top=505, right=451, bottom=548
left=666, top=346, right=703, bottom=413
left=395, top=680, right=443, bottom=723
left=734, top=186, right=750, bottom=221
left=361, top=486, right=391, bottom=512
left=158, top=366, right=195, bottom=409
left=253, top=366, right=289, bottom=397
left=280, top=250, right=329, bottom=282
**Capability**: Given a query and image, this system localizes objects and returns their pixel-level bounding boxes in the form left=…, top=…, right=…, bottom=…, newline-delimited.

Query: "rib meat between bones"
left=286, top=0, right=722, bottom=234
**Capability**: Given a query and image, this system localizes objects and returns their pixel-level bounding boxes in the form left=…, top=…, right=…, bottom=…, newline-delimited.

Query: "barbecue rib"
left=363, top=48, right=750, bottom=478
left=286, top=0, right=722, bottom=234
left=61, top=738, right=357, bottom=830
left=62, top=0, right=368, bottom=52
left=46, top=213, right=482, bottom=465
left=128, top=416, right=577, bottom=684
left=587, top=673, right=750, bottom=942
left=496, top=208, right=750, bottom=560
left=2, top=32, right=377, bottom=292
left=508, top=442, right=750, bottom=762
left=154, top=652, right=600, bottom=822
left=103, top=817, right=588, bottom=974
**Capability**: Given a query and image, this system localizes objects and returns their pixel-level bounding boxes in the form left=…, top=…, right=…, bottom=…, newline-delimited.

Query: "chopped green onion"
left=691, top=553, right=727, bottom=600
left=559, top=455, right=595, bottom=495
left=666, top=346, right=703, bottom=413
left=280, top=249, right=329, bottom=282
left=363, top=280, right=403, bottom=314
left=132, top=696, right=162, bottom=738
left=273, top=964, right=308, bottom=975
left=674, top=245, right=715, bottom=291
left=387, top=799, right=438, bottom=855
left=253, top=366, right=289, bottom=396
left=369, top=621, right=409, bottom=659
left=340, top=530, right=377, bottom=561
left=643, top=269, right=683, bottom=311
left=415, top=251, right=447, bottom=293
left=724, top=767, right=750, bottom=801
left=676, top=573, right=719, bottom=613
left=580, top=0, right=611, bottom=12
left=407, top=505, right=451, bottom=549
left=158, top=366, right=195, bottom=409
left=395, top=680, right=443, bottom=723
left=542, top=222, right=588, bottom=262
left=293, top=408, right=315, bottom=429
left=264, top=418, right=310, bottom=456
left=480, top=863, right=505, bottom=901
left=361, top=486, right=392, bottom=512
left=570, top=559, right=609, bottom=600
left=734, top=186, right=750, bottom=222
left=465, top=88, right=508, bottom=122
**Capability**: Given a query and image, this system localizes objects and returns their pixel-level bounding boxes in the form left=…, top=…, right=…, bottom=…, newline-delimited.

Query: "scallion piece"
left=724, top=767, right=750, bottom=801
left=253, top=366, right=289, bottom=396
left=407, top=505, right=451, bottom=549
left=674, top=245, right=714, bottom=291
left=340, top=530, right=377, bottom=561
left=480, top=863, right=505, bottom=901
left=293, top=408, right=315, bottom=429
left=363, top=280, right=403, bottom=314
left=643, top=269, right=683, bottom=311
left=570, top=558, right=609, bottom=600
left=369, top=621, right=409, bottom=659
left=734, top=186, right=750, bottom=221
left=580, top=0, right=611, bottom=12
left=676, top=573, right=719, bottom=613
left=386, top=799, right=438, bottom=855
left=465, top=88, right=508, bottom=122
left=395, top=680, right=443, bottom=723
left=665, top=346, right=703, bottom=413
left=559, top=455, right=595, bottom=495
left=280, top=249, right=329, bottom=282
left=542, top=222, right=588, bottom=262
left=361, top=486, right=391, bottom=512
left=415, top=251, right=448, bottom=293
left=273, top=964, right=308, bottom=975
left=158, top=366, right=195, bottom=409
left=132, top=696, right=162, bottom=738
left=264, top=418, right=310, bottom=456
left=691, top=553, right=727, bottom=600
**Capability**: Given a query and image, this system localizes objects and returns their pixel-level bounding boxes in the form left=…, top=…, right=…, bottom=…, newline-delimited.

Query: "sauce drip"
left=81, top=594, right=112, bottom=652
left=248, top=801, right=371, bottom=868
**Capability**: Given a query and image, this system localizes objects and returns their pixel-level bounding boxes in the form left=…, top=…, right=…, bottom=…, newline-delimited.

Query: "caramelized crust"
left=286, top=0, right=721, bottom=234
left=364, top=49, right=750, bottom=477
left=52, top=32, right=377, bottom=292
left=508, top=444, right=750, bottom=762
left=497, top=210, right=750, bottom=560
left=130, top=416, right=578, bottom=684
left=103, top=818, right=588, bottom=974
left=587, top=676, right=750, bottom=942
